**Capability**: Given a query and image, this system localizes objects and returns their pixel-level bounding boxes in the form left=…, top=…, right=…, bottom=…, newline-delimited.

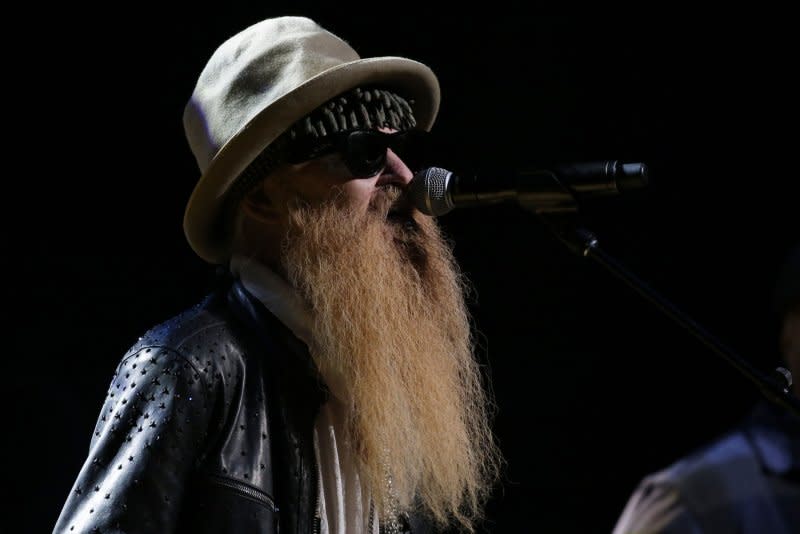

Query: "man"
left=612, top=244, right=800, bottom=533
left=54, top=16, right=501, bottom=534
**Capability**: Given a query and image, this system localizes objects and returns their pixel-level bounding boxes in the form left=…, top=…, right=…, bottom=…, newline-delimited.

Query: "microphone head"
left=409, top=167, right=455, bottom=216
left=618, top=162, right=649, bottom=192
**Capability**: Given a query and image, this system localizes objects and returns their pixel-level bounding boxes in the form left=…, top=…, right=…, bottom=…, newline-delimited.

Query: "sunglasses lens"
left=345, top=130, right=432, bottom=177
left=344, top=131, right=387, bottom=177
left=285, top=130, right=431, bottom=177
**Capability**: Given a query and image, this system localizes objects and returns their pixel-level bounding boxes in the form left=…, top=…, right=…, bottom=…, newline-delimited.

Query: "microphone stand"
left=518, top=170, right=800, bottom=418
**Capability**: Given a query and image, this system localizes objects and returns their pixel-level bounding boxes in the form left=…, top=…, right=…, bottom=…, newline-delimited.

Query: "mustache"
left=369, top=185, right=409, bottom=215
left=370, top=185, right=422, bottom=236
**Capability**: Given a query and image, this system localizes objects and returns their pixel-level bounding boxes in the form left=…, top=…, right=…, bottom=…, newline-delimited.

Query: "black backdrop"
left=9, top=8, right=798, bottom=533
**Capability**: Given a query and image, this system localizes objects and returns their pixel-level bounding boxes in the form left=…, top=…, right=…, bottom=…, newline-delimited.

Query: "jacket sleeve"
left=54, top=346, right=214, bottom=534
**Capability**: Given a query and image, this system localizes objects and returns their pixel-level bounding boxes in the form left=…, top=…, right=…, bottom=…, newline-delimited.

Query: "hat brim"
left=183, top=56, right=441, bottom=264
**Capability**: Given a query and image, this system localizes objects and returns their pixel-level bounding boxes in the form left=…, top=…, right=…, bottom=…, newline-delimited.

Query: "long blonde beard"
left=281, top=190, right=501, bottom=532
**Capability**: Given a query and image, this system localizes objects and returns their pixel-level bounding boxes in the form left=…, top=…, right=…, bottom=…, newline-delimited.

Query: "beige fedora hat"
left=182, top=16, right=441, bottom=264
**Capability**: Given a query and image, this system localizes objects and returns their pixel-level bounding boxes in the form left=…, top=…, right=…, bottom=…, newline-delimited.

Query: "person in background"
left=54, top=16, right=502, bottom=534
left=613, top=243, right=800, bottom=533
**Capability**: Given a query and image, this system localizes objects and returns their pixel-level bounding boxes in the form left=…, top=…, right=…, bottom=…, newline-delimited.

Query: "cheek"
left=294, top=160, right=373, bottom=207
left=291, top=179, right=373, bottom=211
left=331, top=180, right=374, bottom=210
left=283, top=174, right=344, bottom=207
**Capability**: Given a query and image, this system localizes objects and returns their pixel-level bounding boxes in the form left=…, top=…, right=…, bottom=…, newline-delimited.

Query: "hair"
left=281, top=194, right=502, bottom=531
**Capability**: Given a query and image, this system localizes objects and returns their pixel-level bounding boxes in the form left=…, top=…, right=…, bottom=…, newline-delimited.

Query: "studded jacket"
left=54, top=280, right=431, bottom=534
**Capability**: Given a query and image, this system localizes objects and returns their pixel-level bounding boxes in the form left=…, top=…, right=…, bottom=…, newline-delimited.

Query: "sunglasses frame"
left=283, top=129, right=429, bottom=178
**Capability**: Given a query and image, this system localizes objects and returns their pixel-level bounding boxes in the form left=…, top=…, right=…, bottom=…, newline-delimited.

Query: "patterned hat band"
left=229, top=86, right=417, bottom=201
left=288, top=86, right=417, bottom=140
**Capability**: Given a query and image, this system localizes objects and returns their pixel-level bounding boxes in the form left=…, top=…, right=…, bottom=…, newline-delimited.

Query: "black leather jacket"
left=54, top=280, right=430, bottom=533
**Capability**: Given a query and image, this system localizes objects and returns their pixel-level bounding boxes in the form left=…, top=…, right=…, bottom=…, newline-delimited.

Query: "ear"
left=241, top=181, right=282, bottom=224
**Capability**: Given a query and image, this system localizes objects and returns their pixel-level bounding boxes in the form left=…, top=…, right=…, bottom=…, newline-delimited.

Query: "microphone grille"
left=409, top=167, right=454, bottom=216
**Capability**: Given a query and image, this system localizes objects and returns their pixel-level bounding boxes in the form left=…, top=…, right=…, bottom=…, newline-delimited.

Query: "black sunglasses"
left=283, top=129, right=431, bottom=178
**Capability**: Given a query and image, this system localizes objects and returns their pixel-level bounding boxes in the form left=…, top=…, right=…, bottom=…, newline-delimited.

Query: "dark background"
left=8, top=8, right=798, bottom=533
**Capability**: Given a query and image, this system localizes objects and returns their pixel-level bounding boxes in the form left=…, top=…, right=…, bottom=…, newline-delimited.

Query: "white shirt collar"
left=229, top=254, right=314, bottom=347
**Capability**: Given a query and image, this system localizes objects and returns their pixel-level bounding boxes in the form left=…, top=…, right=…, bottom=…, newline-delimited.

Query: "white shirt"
left=229, top=255, right=378, bottom=534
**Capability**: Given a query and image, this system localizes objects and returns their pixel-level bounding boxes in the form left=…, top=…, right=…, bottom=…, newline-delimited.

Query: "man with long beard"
left=55, top=15, right=502, bottom=534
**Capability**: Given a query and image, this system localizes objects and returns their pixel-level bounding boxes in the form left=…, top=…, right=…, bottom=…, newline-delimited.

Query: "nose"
left=375, top=148, right=414, bottom=188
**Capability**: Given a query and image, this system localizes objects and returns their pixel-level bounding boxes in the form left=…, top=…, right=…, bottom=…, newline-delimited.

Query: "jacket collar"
left=227, top=277, right=326, bottom=534
left=229, top=255, right=314, bottom=346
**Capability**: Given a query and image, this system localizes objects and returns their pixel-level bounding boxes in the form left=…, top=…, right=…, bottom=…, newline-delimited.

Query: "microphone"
left=409, top=160, right=649, bottom=216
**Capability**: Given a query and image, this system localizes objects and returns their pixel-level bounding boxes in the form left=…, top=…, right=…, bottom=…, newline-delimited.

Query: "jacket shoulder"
left=120, top=291, right=252, bottom=378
